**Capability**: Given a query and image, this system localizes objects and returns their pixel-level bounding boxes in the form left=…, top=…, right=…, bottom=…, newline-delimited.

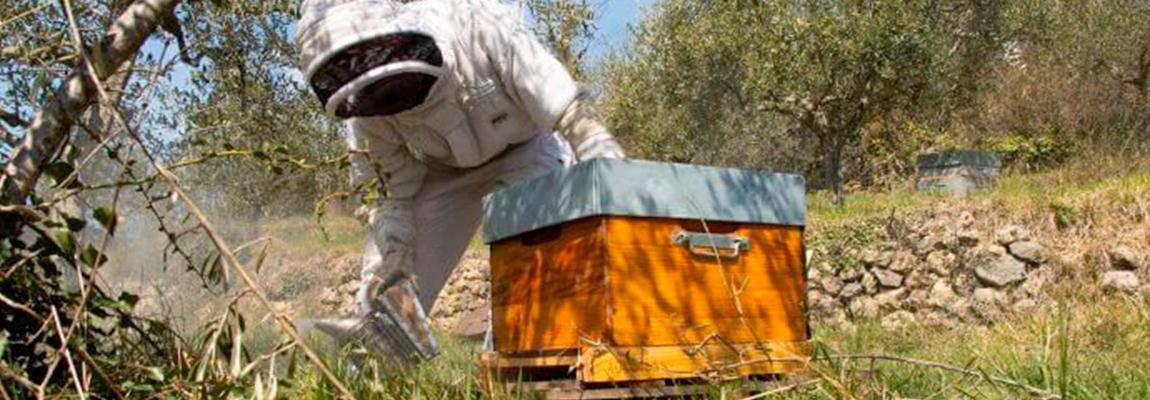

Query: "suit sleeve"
left=347, top=117, right=427, bottom=199
left=477, top=4, right=581, bottom=131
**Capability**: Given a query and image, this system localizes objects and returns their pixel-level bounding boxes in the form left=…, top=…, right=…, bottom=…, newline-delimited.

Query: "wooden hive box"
left=916, top=150, right=1002, bottom=195
left=481, top=159, right=810, bottom=385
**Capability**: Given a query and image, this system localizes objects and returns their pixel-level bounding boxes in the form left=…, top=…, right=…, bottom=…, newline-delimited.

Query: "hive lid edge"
left=482, top=159, right=806, bottom=244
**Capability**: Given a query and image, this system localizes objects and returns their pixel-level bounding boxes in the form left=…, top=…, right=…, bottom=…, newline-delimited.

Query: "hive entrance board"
left=480, top=159, right=811, bottom=391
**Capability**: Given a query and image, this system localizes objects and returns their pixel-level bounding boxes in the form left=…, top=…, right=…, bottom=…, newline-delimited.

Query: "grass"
left=800, top=296, right=1150, bottom=399
left=808, top=158, right=1150, bottom=227
left=277, top=294, right=1150, bottom=399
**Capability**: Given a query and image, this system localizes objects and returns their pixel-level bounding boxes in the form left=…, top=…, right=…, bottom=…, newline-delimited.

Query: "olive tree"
left=600, top=0, right=962, bottom=203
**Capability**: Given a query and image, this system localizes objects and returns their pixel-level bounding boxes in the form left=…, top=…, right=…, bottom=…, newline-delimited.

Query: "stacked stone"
left=429, top=249, right=491, bottom=334
left=318, top=213, right=1146, bottom=335
left=315, top=254, right=361, bottom=316
left=807, top=211, right=1057, bottom=329
left=1100, top=245, right=1146, bottom=294
left=310, top=249, right=493, bottom=336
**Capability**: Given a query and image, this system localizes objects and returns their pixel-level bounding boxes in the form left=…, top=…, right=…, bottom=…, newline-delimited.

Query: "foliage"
left=163, top=1, right=346, bottom=219
left=599, top=0, right=966, bottom=203
left=522, top=0, right=597, bottom=79
left=0, top=1, right=355, bottom=397
left=599, top=0, right=1150, bottom=200
left=986, top=133, right=1078, bottom=171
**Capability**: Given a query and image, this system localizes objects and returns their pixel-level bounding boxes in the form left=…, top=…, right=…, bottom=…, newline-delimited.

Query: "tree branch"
left=0, top=110, right=27, bottom=128
left=1, top=127, right=18, bottom=147
left=0, top=0, right=183, bottom=201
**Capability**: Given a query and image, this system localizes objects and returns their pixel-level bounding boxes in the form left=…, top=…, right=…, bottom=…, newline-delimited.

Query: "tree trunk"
left=819, top=132, right=845, bottom=206
left=1, top=0, right=183, bottom=202
left=830, top=141, right=845, bottom=206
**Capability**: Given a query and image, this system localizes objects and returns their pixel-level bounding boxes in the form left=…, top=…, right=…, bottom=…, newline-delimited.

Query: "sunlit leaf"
left=94, top=207, right=118, bottom=235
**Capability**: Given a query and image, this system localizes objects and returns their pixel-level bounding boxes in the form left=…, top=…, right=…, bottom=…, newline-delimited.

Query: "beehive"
left=916, top=150, right=1002, bottom=195
left=482, top=159, right=809, bottom=385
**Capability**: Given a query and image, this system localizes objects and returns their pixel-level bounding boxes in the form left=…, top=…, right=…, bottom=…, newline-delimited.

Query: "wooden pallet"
left=479, top=345, right=809, bottom=399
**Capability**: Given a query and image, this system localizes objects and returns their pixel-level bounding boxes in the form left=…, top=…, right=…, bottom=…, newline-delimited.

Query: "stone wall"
left=809, top=211, right=1055, bottom=328
left=308, top=249, right=493, bottom=338
left=312, top=210, right=1147, bottom=336
left=808, top=209, right=1147, bottom=329
left=429, top=248, right=490, bottom=337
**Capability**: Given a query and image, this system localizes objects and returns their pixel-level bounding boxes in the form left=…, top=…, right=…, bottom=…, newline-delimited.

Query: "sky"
left=587, top=0, right=655, bottom=64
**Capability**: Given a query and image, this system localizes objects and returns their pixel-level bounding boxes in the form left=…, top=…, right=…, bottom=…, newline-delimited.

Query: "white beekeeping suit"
left=294, top=0, right=625, bottom=364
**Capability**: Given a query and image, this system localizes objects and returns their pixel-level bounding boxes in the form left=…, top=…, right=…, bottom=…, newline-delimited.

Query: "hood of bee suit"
left=294, top=0, right=458, bottom=117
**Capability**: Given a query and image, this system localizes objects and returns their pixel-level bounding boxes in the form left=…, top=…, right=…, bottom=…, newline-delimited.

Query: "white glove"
left=353, top=204, right=375, bottom=226
left=556, top=98, right=627, bottom=161
left=357, top=198, right=416, bottom=316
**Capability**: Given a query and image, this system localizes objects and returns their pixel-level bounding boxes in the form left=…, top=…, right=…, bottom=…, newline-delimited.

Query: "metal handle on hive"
left=671, top=230, right=750, bottom=259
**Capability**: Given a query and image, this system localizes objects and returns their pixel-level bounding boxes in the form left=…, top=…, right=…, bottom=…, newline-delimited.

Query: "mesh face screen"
left=335, top=72, right=438, bottom=118
left=309, top=33, right=443, bottom=116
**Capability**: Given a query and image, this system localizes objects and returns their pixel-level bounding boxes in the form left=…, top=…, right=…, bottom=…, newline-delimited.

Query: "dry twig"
left=738, top=378, right=821, bottom=400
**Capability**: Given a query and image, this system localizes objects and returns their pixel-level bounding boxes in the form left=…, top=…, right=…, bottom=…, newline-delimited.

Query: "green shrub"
left=987, top=133, right=1079, bottom=171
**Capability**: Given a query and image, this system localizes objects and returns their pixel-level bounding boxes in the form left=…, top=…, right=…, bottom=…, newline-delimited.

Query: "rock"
left=1101, top=271, right=1140, bottom=294
left=318, top=287, right=339, bottom=305
left=1021, top=266, right=1055, bottom=297
left=906, top=289, right=929, bottom=310
left=973, top=288, right=1008, bottom=305
left=972, top=288, right=1008, bottom=319
left=938, top=230, right=960, bottom=249
left=904, top=270, right=930, bottom=289
left=808, top=290, right=824, bottom=305
left=812, top=294, right=841, bottom=315
left=956, top=229, right=979, bottom=247
left=1013, top=298, right=1038, bottom=313
left=994, top=225, right=1030, bottom=246
left=453, top=306, right=489, bottom=340
left=874, top=288, right=906, bottom=310
left=888, top=251, right=915, bottom=272
left=1108, top=246, right=1145, bottom=271
left=946, top=299, right=974, bottom=321
left=921, top=310, right=957, bottom=328
left=862, top=272, right=879, bottom=294
left=873, top=269, right=904, bottom=288
left=958, top=211, right=975, bottom=228
left=432, top=249, right=492, bottom=329
left=874, top=251, right=895, bottom=268
left=818, top=309, right=850, bottom=326
left=881, top=310, right=917, bottom=330
left=975, top=253, right=1027, bottom=288
left=1008, top=241, right=1046, bottom=264
left=916, top=234, right=943, bottom=255
left=926, top=251, right=956, bottom=275
left=839, top=267, right=864, bottom=282
left=807, top=265, right=822, bottom=280
left=1139, top=285, right=1150, bottom=299
left=952, top=272, right=977, bottom=294
left=819, top=276, right=843, bottom=295
left=928, top=280, right=957, bottom=307
left=848, top=297, right=879, bottom=319
left=983, top=244, right=1008, bottom=257
left=839, top=282, right=864, bottom=299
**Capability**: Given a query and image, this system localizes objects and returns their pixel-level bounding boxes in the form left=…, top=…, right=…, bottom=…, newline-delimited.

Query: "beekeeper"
left=294, top=0, right=625, bottom=362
